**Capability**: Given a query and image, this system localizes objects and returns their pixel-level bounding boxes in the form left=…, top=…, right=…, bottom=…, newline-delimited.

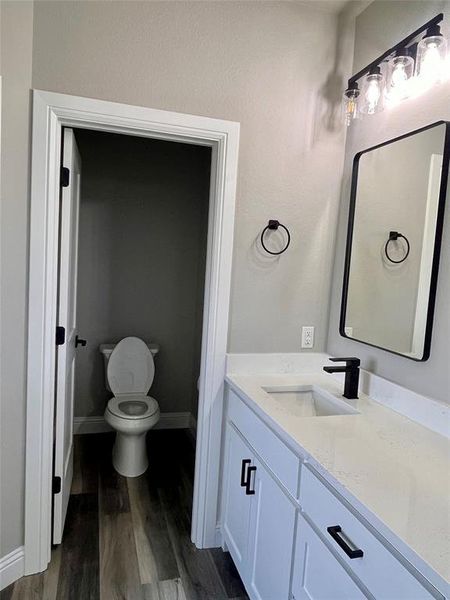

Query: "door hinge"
left=53, top=476, right=62, bottom=495
left=60, top=166, right=70, bottom=188
left=56, top=326, right=65, bottom=346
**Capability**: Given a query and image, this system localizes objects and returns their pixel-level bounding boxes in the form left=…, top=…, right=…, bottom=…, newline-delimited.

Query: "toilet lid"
left=107, top=337, right=155, bottom=395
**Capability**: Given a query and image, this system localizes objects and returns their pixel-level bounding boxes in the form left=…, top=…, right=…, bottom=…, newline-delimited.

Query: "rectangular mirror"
left=340, top=121, right=450, bottom=361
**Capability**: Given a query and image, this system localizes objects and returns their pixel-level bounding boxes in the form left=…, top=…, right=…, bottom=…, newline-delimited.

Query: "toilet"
left=102, top=336, right=160, bottom=477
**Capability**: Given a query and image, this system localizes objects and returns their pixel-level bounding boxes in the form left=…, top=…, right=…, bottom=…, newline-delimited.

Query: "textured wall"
left=327, top=0, right=450, bottom=404
left=0, top=0, right=34, bottom=559
left=74, top=130, right=209, bottom=418
left=0, top=0, right=353, bottom=561
left=32, top=0, right=349, bottom=353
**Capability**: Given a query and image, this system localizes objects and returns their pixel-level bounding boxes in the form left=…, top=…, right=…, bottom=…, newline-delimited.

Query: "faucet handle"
left=329, top=357, right=360, bottom=368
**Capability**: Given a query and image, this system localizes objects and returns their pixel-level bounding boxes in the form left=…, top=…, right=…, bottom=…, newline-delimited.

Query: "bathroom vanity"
left=220, top=366, right=450, bottom=600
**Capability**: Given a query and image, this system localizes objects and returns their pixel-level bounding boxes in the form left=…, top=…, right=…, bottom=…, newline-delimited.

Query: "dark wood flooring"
left=2, top=430, right=248, bottom=600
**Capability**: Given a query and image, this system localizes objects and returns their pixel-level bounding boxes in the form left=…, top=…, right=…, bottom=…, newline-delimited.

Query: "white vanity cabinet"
left=222, top=386, right=444, bottom=600
left=222, top=422, right=296, bottom=599
left=292, top=512, right=366, bottom=600
left=222, top=424, right=254, bottom=573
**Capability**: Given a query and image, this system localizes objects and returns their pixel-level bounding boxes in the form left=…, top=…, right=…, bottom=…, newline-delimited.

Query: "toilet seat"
left=107, top=336, right=155, bottom=395
left=106, top=396, right=159, bottom=420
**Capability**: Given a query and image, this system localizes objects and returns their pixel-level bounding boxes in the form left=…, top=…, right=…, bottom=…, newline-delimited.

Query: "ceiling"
left=296, top=0, right=372, bottom=15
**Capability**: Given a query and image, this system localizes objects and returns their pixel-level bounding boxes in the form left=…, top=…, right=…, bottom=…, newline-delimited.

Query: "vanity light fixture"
left=386, top=49, right=415, bottom=103
left=343, top=13, right=447, bottom=126
left=360, top=66, right=385, bottom=115
left=343, top=82, right=360, bottom=126
left=415, top=23, right=447, bottom=85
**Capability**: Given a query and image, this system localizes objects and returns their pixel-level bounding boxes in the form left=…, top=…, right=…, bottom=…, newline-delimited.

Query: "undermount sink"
left=261, top=385, right=359, bottom=417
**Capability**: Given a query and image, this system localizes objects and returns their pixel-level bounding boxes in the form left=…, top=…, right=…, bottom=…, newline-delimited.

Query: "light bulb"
left=342, top=84, right=360, bottom=127
left=392, top=63, right=407, bottom=86
left=386, top=52, right=414, bottom=102
left=416, top=25, right=447, bottom=86
left=360, top=66, right=385, bottom=115
left=366, top=80, right=381, bottom=113
left=422, top=42, right=441, bottom=78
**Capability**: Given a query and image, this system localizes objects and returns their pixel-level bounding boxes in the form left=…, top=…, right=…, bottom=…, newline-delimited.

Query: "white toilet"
left=101, top=336, right=160, bottom=477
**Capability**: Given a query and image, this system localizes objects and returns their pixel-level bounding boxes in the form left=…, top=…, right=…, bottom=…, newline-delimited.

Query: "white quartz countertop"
left=225, top=372, right=450, bottom=592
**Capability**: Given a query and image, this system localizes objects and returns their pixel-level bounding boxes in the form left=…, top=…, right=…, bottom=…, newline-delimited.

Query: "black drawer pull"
left=327, top=526, right=363, bottom=559
left=245, top=465, right=257, bottom=495
left=240, top=459, right=251, bottom=487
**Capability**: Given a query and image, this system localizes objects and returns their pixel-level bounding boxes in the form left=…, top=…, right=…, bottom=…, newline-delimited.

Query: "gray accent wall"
left=74, top=130, right=210, bottom=419
left=327, top=0, right=450, bottom=404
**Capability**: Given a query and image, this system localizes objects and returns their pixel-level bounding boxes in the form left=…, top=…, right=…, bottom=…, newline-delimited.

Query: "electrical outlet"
left=301, top=326, right=314, bottom=349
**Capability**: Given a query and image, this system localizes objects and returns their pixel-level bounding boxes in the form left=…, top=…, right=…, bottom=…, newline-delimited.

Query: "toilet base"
left=112, top=431, right=149, bottom=477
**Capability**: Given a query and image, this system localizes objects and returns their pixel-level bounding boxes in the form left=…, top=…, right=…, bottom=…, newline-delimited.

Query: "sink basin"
left=261, top=385, right=359, bottom=417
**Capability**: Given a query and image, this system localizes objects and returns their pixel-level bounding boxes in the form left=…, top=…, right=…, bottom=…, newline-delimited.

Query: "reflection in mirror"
left=341, top=122, right=449, bottom=360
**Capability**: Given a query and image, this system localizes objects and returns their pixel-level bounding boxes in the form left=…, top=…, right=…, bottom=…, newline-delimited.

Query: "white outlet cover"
left=301, top=326, right=314, bottom=348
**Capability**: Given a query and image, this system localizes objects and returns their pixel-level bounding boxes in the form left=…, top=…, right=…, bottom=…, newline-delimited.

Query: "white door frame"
left=24, top=90, right=239, bottom=574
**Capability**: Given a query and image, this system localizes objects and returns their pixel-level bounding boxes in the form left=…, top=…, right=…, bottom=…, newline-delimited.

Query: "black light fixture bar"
left=348, top=12, right=444, bottom=87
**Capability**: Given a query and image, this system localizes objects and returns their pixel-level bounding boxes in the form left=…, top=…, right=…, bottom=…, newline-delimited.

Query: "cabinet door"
left=247, top=459, right=296, bottom=600
left=292, top=513, right=366, bottom=600
left=222, top=424, right=255, bottom=574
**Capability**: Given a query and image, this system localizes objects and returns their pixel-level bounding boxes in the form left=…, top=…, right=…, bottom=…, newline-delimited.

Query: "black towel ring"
left=384, top=231, right=410, bottom=264
left=260, top=220, right=291, bottom=256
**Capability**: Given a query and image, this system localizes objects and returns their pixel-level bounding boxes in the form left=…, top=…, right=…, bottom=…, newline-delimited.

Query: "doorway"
left=53, top=126, right=213, bottom=544
left=25, top=91, right=239, bottom=574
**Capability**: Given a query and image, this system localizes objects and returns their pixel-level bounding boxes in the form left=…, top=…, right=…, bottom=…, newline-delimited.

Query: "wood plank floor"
left=2, top=430, right=248, bottom=600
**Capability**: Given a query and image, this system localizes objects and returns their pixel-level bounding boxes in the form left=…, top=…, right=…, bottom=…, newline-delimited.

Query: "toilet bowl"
left=102, top=337, right=160, bottom=477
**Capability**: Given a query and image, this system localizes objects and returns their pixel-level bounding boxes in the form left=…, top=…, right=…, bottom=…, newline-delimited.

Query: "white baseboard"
left=0, top=546, right=24, bottom=590
left=74, top=415, right=111, bottom=434
left=74, top=412, right=193, bottom=434
left=189, top=413, right=197, bottom=434
left=187, top=413, right=197, bottom=445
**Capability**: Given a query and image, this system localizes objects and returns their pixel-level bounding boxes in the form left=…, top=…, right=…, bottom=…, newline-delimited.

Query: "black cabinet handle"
left=75, top=335, right=87, bottom=348
left=240, top=459, right=251, bottom=487
left=327, top=526, right=363, bottom=559
left=245, top=465, right=257, bottom=495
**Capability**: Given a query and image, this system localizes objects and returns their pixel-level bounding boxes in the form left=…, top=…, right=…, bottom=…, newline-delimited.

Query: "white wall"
left=328, top=0, right=450, bottom=404
left=74, top=130, right=209, bottom=418
left=0, top=0, right=34, bottom=558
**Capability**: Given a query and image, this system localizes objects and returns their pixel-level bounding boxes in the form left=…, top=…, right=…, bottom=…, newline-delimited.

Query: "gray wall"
left=328, top=0, right=450, bottom=404
left=74, top=130, right=210, bottom=419
left=0, top=1, right=34, bottom=558
left=32, top=0, right=349, bottom=353
left=0, top=1, right=354, bottom=560
left=345, top=125, right=444, bottom=353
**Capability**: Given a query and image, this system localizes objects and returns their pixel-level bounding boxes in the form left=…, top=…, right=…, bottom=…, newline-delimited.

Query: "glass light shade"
left=386, top=54, right=414, bottom=101
left=360, top=69, right=385, bottom=115
left=416, top=33, right=447, bottom=85
left=342, top=86, right=360, bottom=127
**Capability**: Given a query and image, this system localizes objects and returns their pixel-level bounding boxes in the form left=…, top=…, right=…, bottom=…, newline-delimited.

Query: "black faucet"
left=323, top=357, right=360, bottom=399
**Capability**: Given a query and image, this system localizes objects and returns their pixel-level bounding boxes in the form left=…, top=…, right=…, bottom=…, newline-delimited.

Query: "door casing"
left=25, top=90, right=240, bottom=574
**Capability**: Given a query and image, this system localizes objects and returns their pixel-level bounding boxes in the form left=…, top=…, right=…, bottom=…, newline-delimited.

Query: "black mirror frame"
left=339, top=120, right=450, bottom=362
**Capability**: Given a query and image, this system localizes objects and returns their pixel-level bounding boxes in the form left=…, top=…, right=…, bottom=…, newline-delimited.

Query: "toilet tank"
left=99, top=342, right=160, bottom=392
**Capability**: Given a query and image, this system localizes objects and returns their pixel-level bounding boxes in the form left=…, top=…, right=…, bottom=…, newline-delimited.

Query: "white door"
left=292, top=513, right=366, bottom=600
left=247, top=458, right=296, bottom=600
left=53, top=128, right=82, bottom=544
left=222, top=424, right=255, bottom=574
